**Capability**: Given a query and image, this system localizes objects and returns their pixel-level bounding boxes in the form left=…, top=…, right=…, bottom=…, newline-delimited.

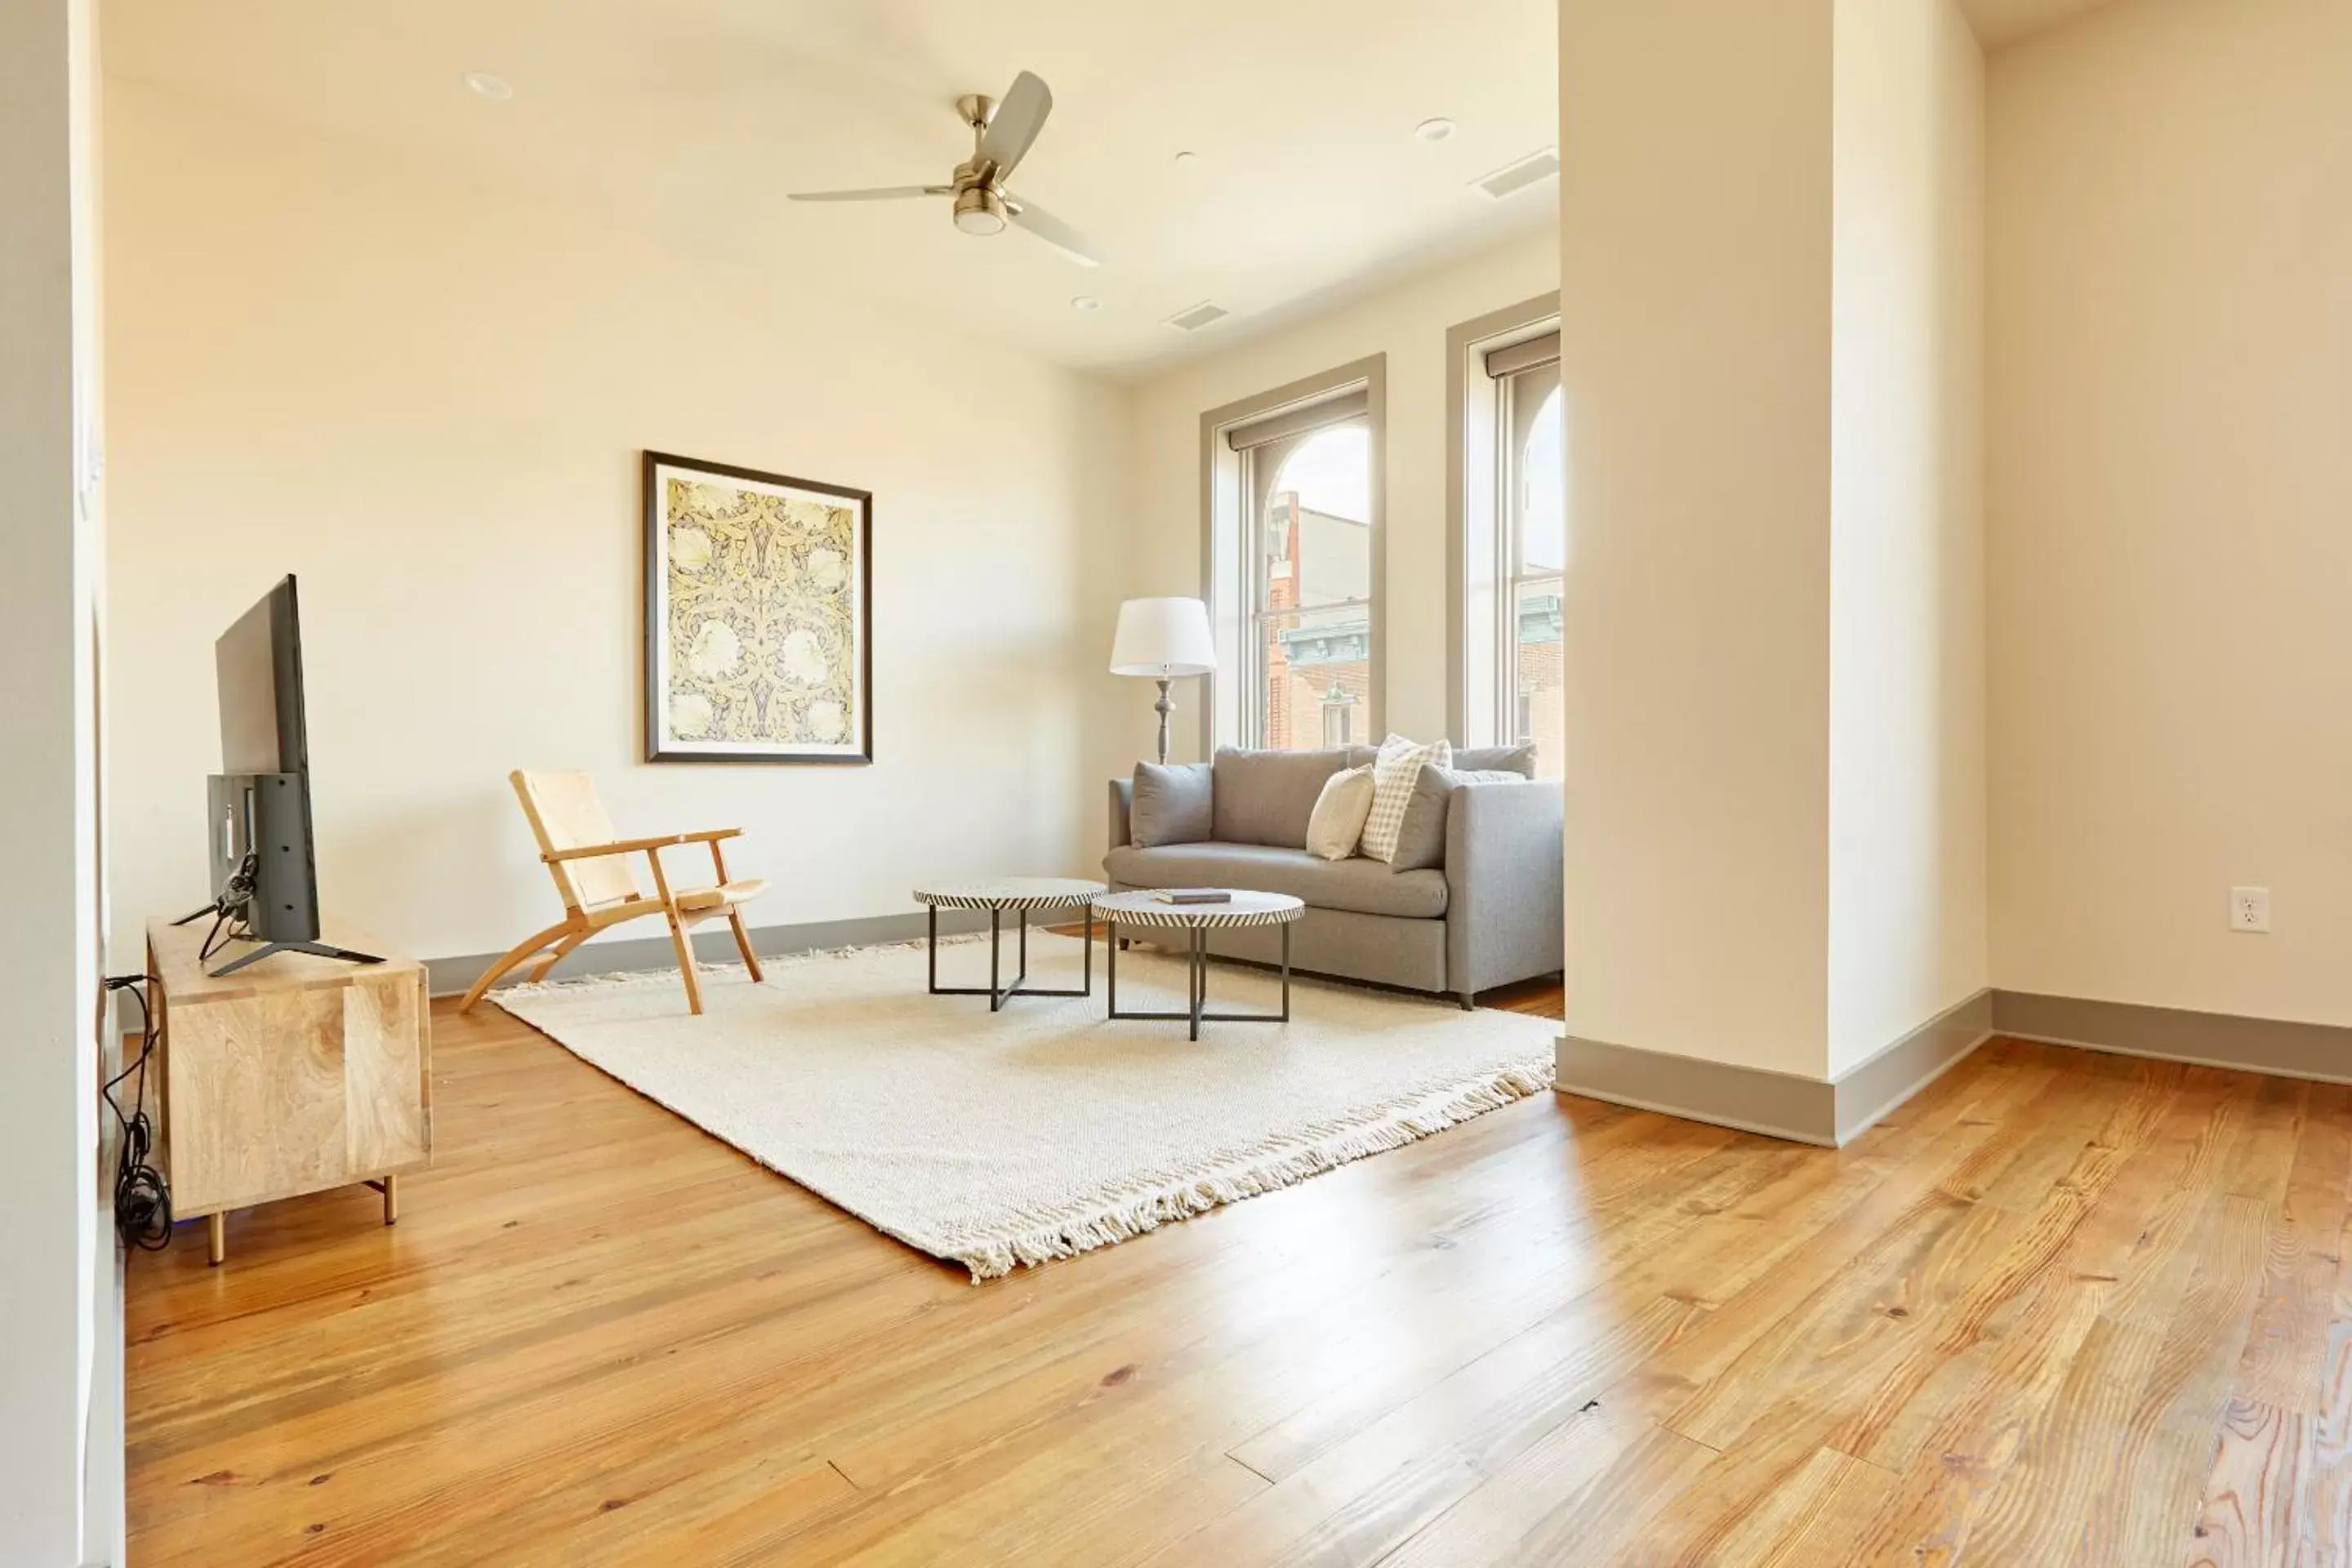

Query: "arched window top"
left=1272, top=425, right=1370, bottom=523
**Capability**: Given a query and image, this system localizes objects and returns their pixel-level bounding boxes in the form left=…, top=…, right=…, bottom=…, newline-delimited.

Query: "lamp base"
left=1153, top=678, right=1174, bottom=766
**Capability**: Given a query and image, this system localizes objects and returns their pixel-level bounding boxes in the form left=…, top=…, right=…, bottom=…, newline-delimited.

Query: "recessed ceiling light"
left=1173, top=150, right=1200, bottom=169
left=1414, top=117, right=1456, bottom=143
left=1071, top=296, right=1101, bottom=312
left=463, top=73, right=513, bottom=101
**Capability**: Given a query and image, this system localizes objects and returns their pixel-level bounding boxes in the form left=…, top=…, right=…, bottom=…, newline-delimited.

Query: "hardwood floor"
left=125, top=979, right=2352, bottom=1566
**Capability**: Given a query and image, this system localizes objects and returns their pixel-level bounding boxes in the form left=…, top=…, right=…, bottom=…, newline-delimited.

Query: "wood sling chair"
left=458, top=769, right=768, bottom=1016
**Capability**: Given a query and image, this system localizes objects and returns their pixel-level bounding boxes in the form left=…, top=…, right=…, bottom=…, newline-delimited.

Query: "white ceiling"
left=1956, top=0, right=2127, bottom=51
left=102, top=0, right=1559, bottom=376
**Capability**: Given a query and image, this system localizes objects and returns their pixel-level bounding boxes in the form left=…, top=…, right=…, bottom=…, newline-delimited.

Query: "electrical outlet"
left=2230, top=886, right=2271, bottom=933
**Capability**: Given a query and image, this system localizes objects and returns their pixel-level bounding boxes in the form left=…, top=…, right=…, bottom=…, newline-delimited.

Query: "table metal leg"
left=1281, top=923, right=1292, bottom=1022
left=1189, top=927, right=1204, bottom=1041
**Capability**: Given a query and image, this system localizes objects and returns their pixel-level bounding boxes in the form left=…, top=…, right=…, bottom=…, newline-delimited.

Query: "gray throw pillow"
left=1210, top=747, right=1357, bottom=849
left=1130, top=761, right=1212, bottom=847
left=1454, top=743, right=1538, bottom=777
left=1388, top=768, right=1526, bottom=872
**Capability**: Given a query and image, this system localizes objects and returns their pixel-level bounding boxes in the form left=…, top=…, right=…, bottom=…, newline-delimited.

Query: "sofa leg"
left=1457, top=991, right=1477, bottom=1012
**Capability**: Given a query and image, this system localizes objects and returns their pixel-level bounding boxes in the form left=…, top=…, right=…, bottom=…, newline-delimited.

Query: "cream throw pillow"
left=1361, top=734, right=1452, bottom=864
left=1304, top=765, right=1376, bottom=860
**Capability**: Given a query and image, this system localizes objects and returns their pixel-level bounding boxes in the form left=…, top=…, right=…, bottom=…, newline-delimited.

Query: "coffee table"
left=1093, top=889, right=1305, bottom=1040
left=912, top=877, right=1108, bottom=1011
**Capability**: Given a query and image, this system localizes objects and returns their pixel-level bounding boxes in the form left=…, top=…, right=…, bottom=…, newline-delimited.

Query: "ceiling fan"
left=788, top=71, right=1102, bottom=267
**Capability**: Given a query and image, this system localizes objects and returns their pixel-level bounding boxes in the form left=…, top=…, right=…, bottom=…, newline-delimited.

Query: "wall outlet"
left=2230, top=886, right=2271, bottom=933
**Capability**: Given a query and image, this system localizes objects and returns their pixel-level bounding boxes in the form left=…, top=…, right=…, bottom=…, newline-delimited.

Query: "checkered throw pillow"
left=1360, top=734, right=1452, bottom=864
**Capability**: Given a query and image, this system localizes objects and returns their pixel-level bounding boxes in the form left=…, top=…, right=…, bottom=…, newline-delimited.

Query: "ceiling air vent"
left=1163, top=301, right=1230, bottom=332
left=1472, top=147, right=1560, bottom=201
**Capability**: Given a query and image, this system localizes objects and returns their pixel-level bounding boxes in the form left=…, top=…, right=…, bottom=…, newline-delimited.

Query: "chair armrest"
left=543, top=833, right=693, bottom=862
left=544, top=828, right=741, bottom=862
left=1443, top=781, right=1564, bottom=997
left=1107, top=778, right=1134, bottom=851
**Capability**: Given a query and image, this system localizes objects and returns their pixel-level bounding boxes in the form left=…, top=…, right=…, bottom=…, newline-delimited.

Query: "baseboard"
left=1830, top=991, right=1993, bottom=1145
left=1552, top=1036, right=1841, bottom=1147
left=426, top=909, right=991, bottom=998
left=1991, top=990, right=2352, bottom=1085
left=1555, top=989, right=1995, bottom=1149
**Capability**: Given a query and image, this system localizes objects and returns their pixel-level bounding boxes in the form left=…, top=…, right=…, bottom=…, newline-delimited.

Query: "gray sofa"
left=1104, top=745, right=1563, bottom=1008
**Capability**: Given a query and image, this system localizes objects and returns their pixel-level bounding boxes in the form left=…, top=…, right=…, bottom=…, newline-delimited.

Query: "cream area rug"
left=492, top=933, right=1557, bottom=1280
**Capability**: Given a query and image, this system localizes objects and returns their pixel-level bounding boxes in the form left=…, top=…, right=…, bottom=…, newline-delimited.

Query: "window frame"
left=1446, top=292, right=1561, bottom=749
left=1198, top=356, right=1386, bottom=755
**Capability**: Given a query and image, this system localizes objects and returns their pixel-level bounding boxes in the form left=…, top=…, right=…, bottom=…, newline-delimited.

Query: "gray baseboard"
left=1991, top=990, right=2352, bottom=1085
left=426, top=909, right=991, bottom=998
left=1555, top=989, right=1994, bottom=1148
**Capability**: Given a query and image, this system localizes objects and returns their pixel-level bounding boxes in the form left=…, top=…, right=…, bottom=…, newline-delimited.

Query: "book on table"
left=1153, top=889, right=1233, bottom=906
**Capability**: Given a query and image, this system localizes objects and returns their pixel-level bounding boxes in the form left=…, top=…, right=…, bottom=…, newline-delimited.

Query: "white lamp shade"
left=1108, top=597, right=1217, bottom=677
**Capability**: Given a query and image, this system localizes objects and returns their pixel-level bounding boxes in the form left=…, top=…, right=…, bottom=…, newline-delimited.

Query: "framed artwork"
left=642, top=451, right=873, bottom=764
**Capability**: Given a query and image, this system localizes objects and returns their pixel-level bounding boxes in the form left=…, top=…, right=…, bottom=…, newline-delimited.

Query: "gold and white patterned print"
left=663, top=475, right=858, bottom=747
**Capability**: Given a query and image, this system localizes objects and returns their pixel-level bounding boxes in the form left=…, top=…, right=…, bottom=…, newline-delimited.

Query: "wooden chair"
left=458, top=769, right=768, bottom=1016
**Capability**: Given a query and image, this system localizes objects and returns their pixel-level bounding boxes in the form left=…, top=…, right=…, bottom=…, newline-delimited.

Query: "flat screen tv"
left=186, top=575, right=380, bottom=977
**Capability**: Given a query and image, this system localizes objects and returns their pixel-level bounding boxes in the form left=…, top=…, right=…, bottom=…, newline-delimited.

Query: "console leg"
left=383, top=1174, right=399, bottom=1226
left=207, top=1214, right=225, bottom=1267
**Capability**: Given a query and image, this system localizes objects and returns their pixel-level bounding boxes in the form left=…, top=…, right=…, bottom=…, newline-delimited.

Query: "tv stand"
left=147, top=917, right=431, bottom=1266
left=205, top=938, right=385, bottom=978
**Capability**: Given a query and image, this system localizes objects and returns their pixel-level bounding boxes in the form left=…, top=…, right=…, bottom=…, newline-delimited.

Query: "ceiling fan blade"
left=786, top=185, right=949, bottom=203
left=977, top=71, right=1052, bottom=179
left=1004, top=195, right=1102, bottom=267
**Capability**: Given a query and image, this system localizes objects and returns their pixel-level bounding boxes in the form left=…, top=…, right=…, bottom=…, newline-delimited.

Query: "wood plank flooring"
left=123, top=978, right=2352, bottom=1566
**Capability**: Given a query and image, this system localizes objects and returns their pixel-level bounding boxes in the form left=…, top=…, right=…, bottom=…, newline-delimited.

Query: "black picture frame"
left=641, top=450, right=875, bottom=765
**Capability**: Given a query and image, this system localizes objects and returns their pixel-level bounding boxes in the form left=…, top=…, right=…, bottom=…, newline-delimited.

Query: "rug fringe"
left=943, top=1057, right=1555, bottom=1281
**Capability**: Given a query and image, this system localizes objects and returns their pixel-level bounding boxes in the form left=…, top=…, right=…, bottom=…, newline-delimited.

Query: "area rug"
left=491, top=933, right=1556, bottom=1280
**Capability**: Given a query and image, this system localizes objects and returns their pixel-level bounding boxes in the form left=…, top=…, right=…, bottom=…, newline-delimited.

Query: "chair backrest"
left=510, top=769, right=640, bottom=912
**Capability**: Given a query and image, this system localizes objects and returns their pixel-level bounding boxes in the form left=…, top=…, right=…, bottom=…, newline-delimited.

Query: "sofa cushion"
left=1389, top=768, right=1529, bottom=872
left=1103, top=841, right=1449, bottom=920
left=1454, top=743, right=1537, bottom=777
left=1210, top=747, right=1358, bottom=849
left=1130, top=761, right=1212, bottom=847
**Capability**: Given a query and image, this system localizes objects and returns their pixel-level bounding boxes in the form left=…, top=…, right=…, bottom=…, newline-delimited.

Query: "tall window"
left=1502, top=368, right=1565, bottom=777
left=1449, top=304, right=1561, bottom=776
left=1247, top=421, right=1373, bottom=751
left=1204, top=360, right=1383, bottom=755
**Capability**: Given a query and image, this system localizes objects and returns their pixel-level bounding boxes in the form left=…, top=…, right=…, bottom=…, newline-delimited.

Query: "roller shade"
left=1224, top=389, right=1370, bottom=451
left=1483, top=329, right=1560, bottom=378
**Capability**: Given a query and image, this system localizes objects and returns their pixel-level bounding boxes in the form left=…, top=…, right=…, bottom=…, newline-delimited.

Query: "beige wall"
left=1559, top=0, right=1837, bottom=1077
left=1828, top=0, right=1988, bottom=1075
left=1110, top=229, right=1561, bottom=778
left=1986, top=0, right=2352, bottom=1025
left=104, top=84, right=1129, bottom=969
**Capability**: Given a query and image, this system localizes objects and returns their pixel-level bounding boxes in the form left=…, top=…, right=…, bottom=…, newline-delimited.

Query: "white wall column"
left=0, top=0, right=112, bottom=1560
left=1557, top=0, right=1987, bottom=1120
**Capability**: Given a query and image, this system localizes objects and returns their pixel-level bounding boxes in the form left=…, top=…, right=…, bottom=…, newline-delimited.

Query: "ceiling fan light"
left=953, top=187, right=1008, bottom=236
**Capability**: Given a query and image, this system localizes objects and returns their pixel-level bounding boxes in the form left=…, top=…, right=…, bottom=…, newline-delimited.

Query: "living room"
left=9, top=0, right=2352, bottom=1562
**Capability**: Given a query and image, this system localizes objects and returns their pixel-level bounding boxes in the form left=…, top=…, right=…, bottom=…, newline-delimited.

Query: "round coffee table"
left=1092, top=889, right=1306, bottom=1040
left=912, top=877, right=1107, bottom=1011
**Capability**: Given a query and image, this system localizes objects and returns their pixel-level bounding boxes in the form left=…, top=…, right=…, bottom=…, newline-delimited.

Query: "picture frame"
left=642, top=450, right=874, bottom=764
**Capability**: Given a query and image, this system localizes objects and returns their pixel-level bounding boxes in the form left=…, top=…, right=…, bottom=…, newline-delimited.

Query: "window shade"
left=1224, top=389, right=1370, bottom=451
left=1483, top=330, right=1561, bottom=378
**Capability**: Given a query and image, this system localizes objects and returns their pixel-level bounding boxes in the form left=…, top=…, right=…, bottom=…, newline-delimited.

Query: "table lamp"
left=1109, top=597, right=1217, bottom=764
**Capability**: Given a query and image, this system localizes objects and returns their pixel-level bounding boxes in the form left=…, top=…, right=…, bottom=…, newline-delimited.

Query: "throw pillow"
left=1388, top=767, right=1526, bottom=872
left=1130, top=761, right=1212, bottom=847
left=1303, top=765, right=1376, bottom=861
left=1360, top=734, right=1452, bottom=864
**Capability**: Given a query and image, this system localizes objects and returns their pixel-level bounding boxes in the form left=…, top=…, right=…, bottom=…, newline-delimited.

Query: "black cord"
left=102, top=975, right=172, bottom=1252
